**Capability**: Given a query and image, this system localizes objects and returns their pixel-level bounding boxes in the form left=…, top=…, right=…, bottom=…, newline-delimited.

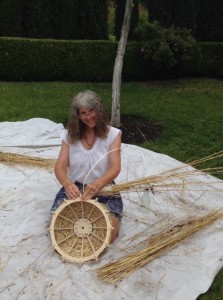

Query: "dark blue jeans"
left=51, top=181, right=123, bottom=220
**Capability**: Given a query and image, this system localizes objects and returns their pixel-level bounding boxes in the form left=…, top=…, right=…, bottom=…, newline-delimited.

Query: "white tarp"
left=0, top=118, right=222, bottom=300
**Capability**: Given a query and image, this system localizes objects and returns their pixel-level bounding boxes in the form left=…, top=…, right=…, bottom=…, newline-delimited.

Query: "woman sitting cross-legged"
left=51, top=90, right=123, bottom=242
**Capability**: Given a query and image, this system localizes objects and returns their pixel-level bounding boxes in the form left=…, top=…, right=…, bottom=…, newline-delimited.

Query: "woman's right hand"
left=64, top=182, right=81, bottom=199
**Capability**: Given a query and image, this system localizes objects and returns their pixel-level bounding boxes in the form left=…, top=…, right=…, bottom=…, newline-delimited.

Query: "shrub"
left=133, top=21, right=199, bottom=69
left=190, top=42, right=223, bottom=77
left=0, top=38, right=116, bottom=81
left=0, top=37, right=222, bottom=81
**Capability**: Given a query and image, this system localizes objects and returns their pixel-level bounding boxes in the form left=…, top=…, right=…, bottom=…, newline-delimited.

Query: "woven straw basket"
left=49, top=198, right=113, bottom=264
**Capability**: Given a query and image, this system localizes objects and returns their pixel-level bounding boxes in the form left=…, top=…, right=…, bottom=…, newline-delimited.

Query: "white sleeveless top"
left=61, top=126, right=121, bottom=184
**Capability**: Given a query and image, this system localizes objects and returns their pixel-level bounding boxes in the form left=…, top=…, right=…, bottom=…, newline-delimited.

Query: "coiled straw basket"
left=49, top=198, right=113, bottom=264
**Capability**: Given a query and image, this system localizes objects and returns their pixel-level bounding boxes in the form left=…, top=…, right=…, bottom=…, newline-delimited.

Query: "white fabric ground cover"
left=0, top=118, right=222, bottom=300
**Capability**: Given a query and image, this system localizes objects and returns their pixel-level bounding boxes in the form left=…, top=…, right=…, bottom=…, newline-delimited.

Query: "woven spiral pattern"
left=49, top=198, right=112, bottom=264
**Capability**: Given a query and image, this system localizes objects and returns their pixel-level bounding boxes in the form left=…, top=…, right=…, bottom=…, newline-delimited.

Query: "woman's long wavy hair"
left=67, top=90, right=110, bottom=143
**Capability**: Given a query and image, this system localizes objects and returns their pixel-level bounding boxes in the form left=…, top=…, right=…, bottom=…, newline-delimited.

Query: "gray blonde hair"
left=67, top=90, right=109, bottom=143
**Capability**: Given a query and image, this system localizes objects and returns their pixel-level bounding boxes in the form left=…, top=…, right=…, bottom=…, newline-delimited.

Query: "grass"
left=1, top=79, right=222, bottom=171
left=0, top=78, right=223, bottom=298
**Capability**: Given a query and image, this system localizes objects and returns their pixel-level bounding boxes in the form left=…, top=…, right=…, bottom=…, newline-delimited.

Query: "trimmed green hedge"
left=0, top=38, right=117, bottom=81
left=0, top=37, right=222, bottom=81
left=191, top=42, right=223, bottom=77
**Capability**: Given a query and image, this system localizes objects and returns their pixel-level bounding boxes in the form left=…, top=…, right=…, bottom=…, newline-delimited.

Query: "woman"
left=51, top=90, right=123, bottom=242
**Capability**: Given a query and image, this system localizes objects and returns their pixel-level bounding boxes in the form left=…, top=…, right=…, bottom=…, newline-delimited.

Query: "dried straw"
left=1, top=150, right=223, bottom=193
left=96, top=209, right=223, bottom=284
left=98, top=151, right=223, bottom=196
left=0, top=152, right=55, bottom=170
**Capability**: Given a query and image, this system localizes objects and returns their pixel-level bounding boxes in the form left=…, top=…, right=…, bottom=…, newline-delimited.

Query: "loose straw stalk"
left=98, top=151, right=223, bottom=196
left=1, top=150, right=223, bottom=192
left=0, top=152, right=56, bottom=170
left=96, top=209, right=223, bottom=284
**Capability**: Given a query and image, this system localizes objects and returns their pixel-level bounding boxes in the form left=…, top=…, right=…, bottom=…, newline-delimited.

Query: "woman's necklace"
left=85, top=133, right=96, bottom=149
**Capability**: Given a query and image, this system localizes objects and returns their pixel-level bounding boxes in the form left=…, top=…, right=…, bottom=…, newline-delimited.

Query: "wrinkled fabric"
left=0, top=118, right=223, bottom=300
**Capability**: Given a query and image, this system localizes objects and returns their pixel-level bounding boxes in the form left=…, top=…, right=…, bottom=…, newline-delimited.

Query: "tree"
left=52, top=0, right=78, bottom=39
left=111, top=0, right=133, bottom=127
left=114, top=0, right=138, bottom=40
left=0, top=0, right=108, bottom=40
left=76, top=0, right=108, bottom=40
left=171, top=0, right=197, bottom=33
left=20, top=0, right=53, bottom=38
left=147, top=0, right=223, bottom=41
left=196, top=0, right=223, bottom=41
left=147, top=0, right=175, bottom=28
left=0, top=0, right=22, bottom=37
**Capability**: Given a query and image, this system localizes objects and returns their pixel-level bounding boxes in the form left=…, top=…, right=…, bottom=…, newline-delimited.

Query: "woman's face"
left=78, top=107, right=97, bottom=128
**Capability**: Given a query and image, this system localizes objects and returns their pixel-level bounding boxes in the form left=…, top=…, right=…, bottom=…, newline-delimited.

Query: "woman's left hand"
left=82, top=182, right=100, bottom=200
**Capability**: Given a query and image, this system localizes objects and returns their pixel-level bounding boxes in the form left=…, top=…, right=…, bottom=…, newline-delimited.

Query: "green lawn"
left=0, top=78, right=223, bottom=298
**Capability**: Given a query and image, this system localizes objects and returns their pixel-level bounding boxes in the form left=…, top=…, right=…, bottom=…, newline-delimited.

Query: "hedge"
left=0, top=38, right=117, bottom=81
left=0, top=37, right=222, bottom=81
left=190, top=42, right=223, bottom=77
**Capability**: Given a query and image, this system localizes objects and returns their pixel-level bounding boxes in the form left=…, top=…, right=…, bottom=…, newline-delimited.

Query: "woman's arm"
left=54, top=141, right=81, bottom=199
left=82, top=133, right=121, bottom=200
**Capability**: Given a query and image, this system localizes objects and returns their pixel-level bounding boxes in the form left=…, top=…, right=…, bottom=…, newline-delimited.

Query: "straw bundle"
left=0, top=152, right=56, bottom=170
left=1, top=150, right=222, bottom=194
left=98, top=151, right=223, bottom=196
left=96, top=209, right=223, bottom=284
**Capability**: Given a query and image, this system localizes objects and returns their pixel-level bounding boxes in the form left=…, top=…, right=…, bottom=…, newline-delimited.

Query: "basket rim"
left=49, top=197, right=113, bottom=264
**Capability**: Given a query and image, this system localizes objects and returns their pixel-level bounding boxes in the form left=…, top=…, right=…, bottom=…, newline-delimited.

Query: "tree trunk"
left=111, top=0, right=133, bottom=127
